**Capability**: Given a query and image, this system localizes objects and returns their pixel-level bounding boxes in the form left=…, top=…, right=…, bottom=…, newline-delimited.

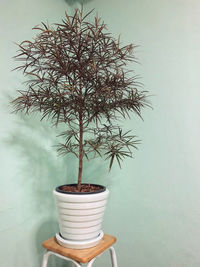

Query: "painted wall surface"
left=0, top=0, right=200, bottom=266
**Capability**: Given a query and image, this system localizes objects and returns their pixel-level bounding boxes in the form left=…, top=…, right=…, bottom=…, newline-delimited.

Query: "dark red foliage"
left=12, top=8, right=150, bottom=190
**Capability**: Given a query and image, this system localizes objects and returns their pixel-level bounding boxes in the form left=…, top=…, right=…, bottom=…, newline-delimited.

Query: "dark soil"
left=59, top=184, right=104, bottom=193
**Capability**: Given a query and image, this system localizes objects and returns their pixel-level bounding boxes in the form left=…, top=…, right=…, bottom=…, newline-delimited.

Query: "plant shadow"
left=5, top=110, right=77, bottom=210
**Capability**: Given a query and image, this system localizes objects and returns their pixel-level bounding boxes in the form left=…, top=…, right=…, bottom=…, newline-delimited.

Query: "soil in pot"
left=58, top=184, right=105, bottom=193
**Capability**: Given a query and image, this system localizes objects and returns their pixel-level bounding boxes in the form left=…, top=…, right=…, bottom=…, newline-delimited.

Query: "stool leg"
left=42, top=250, right=82, bottom=267
left=41, top=251, right=52, bottom=267
left=86, top=257, right=96, bottom=267
left=109, top=246, right=118, bottom=267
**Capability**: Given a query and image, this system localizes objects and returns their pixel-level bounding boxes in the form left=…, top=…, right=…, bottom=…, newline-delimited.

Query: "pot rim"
left=55, top=183, right=106, bottom=195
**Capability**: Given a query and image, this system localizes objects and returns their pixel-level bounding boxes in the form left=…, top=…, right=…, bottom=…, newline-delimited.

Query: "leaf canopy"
left=12, top=8, right=150, bottom=171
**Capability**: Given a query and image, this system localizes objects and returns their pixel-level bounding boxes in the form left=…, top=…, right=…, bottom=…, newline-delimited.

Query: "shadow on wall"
left=64, top=0, right=93, bottom=6
left=6, top=111, right=75, bottom=212
left=4, top=110, right=77, bottom=267
left=36, top=219, right=72, bottom=267
left=3, top=91, right=110, bottom=265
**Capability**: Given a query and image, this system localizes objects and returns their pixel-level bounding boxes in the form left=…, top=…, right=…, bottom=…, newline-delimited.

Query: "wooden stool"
left=42, top=234, right=118, bottom=267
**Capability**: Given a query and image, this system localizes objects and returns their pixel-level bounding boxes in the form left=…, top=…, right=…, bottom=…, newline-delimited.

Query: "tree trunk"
left=77, top=112, right=83, bottom=191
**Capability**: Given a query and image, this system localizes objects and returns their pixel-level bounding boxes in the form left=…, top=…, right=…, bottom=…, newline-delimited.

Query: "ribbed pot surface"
left=54, top=188, right=109, bottom=241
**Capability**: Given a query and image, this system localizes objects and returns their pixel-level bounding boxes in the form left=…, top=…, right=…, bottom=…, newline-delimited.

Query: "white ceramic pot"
left=53, top=185, right=109, bottom=248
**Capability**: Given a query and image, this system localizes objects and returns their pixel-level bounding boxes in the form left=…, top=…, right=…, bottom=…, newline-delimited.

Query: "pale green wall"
left=1, top=0, right=200, bottom=266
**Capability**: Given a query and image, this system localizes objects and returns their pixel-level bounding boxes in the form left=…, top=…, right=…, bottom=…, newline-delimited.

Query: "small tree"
left=12, top=8, right=149, bottom=191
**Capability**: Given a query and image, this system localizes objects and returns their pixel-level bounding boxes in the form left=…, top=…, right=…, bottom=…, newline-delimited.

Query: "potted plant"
left=12, top=8, right=149, bottom=249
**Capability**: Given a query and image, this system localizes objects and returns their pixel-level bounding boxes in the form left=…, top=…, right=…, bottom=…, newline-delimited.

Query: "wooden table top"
left=42, top=234, right=117, bottom=263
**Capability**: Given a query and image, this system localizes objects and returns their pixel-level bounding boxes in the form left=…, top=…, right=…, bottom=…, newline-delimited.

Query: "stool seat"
left=42, top=234, right=117, bottom=263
